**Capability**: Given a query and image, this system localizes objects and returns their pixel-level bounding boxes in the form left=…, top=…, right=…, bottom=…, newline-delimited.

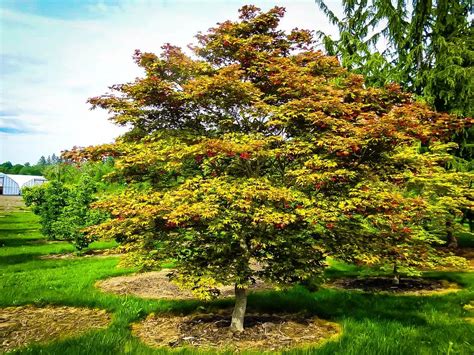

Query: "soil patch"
left=0, top=305, right=111, bottom=353
left=96, top=270, right=274, bottom=300
left=132, top=311, right=341, bottom=352
left=327, top=277, right=460, bottom=295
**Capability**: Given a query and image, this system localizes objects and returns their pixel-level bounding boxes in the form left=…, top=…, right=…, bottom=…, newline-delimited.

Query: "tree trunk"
left=446, top=220, right=458, bottom=249
left=447, top=233, right=458, bottom=249
left=393, top=262, right=400, bottom=285
left=230, top=285, right=247, bottom=332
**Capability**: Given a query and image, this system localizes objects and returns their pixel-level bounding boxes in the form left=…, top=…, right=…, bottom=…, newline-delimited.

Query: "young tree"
left=50, top=175, right=108, bottom=250
left=23, top=170, right=110, bottom=250
left=66, top=6, right=469, bottom=331
left=23, top=181, right=70, bottom=239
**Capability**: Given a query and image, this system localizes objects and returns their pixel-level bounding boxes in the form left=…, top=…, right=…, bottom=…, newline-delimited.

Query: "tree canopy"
left=64, top=5, right=471, bottom=331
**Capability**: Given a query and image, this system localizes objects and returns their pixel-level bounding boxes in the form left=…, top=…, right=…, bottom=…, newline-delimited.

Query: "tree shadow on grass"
left=245, top=287, right=433, bottom=327
left=0, top=238, right=47, bottom=247
left=0, top=253, right=45, bottom=265
left=0, top=230, right=42, bottom=241
left=139, top=286, right=432, bottom=328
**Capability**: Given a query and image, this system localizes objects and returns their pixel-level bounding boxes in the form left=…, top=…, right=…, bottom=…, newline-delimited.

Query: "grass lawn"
left=0, top=207, right=473, bottom=354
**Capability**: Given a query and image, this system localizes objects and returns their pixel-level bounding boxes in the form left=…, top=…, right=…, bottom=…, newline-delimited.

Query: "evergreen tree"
left=315, top=0, right=473, bottom=117
left=37, top=156, right=47, bottom=166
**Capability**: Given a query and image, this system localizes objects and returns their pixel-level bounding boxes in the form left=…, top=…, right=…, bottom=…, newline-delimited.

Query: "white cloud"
left=0, top=0, right=340, bottom=163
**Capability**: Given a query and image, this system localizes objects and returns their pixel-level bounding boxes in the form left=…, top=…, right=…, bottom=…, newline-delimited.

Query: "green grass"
left=0, top=210, right=473, bottom=354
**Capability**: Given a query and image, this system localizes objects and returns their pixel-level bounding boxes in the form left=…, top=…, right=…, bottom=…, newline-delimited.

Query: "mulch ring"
left=132, top=311, right=341, bottom=352
left=327, top=277, right=460, bottom=295
left=96, top=270, right=274, bottom=300
left=40, top=249, right=121, bottom=260
left=0, top=196, right=27, bottom=214
left=0, top=305, right=111, bottom=353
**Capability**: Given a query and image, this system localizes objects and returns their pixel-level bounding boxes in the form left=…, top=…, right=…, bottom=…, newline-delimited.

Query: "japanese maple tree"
left=66, top=6, right=471, bottom=331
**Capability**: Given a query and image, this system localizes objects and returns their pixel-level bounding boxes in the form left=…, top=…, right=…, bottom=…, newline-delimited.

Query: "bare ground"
left=0, top=305, right=111, bottom=353
left=132, top=311, right=341, bottom=352
left=96, top=270, right=274, bottom=300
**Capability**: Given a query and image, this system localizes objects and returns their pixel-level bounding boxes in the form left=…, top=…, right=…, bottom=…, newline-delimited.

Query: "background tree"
left=37, top=156, right=47, bottom=167
left=66, top=5, right=469, bottom=331
left=0, top=153, right=65, bottom=176
left=315, top=0, right=473, bottom=245
left=315, top=0, right=473, bottom=114
left=0, top=161, right=13, bottom=172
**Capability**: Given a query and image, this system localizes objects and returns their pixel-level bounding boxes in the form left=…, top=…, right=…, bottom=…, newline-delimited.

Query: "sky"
left=0, top=0, right=342, bottom=164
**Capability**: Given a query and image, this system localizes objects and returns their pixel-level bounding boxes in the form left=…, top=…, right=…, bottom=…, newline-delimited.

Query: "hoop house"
left=0, top=174, right=47, bottom=195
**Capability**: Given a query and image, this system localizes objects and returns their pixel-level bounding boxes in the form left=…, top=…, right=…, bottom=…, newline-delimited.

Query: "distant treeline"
left=0, top=154, right=62, bottom=175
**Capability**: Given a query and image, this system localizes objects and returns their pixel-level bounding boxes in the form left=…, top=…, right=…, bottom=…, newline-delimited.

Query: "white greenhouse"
left=0, top=173, right=47, bottom=196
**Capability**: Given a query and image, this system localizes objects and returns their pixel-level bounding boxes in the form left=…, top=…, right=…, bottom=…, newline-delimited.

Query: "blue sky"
left=0, top=0, right=341, bottom=164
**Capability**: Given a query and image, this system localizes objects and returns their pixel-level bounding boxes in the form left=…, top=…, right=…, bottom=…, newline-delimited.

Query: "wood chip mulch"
left=132, top=311, right=341, bottom=352
left=0, top=196, right=26, bottom=214
left=39, top=249, right=121, bottom=260
left=0, top=305, right=111, bottom=353
left=327, top=277, right=460, bottom=295
left=96, top=270, right=274, bottom=300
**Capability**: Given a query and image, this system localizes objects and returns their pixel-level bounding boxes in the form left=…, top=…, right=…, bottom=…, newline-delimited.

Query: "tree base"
left=132, top=312, right=341, bottom=352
